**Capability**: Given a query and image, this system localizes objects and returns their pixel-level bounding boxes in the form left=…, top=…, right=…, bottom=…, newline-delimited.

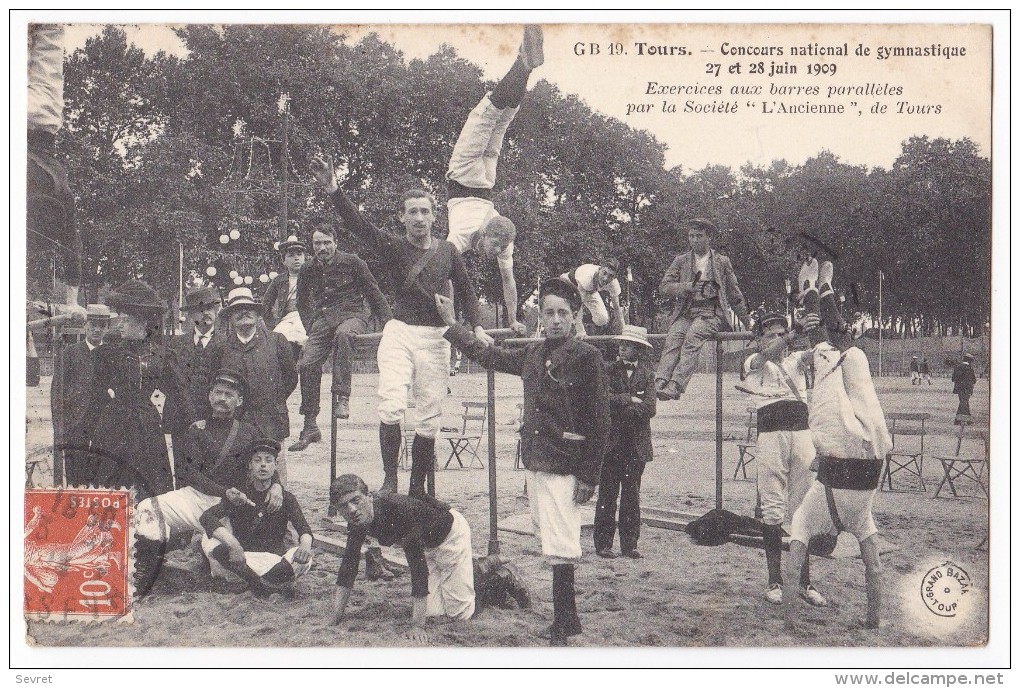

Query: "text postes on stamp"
left=25, top=488, right=134, bottom=623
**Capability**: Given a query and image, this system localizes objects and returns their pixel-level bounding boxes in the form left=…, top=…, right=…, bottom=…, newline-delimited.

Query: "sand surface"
left=24, top=369, right=990, bottom=648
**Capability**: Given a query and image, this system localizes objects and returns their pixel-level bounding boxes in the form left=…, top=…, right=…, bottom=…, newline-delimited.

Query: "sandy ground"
left=23, top=368, right=990, bottom=648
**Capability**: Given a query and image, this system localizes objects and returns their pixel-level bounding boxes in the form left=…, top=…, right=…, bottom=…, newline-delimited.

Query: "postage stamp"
left=24, top=488, right=134, bottom=623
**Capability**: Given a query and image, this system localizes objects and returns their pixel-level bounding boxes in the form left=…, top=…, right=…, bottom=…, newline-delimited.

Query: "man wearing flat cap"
left=199, top=437, right=314, bottom=595
left=593, top=325, right=657, bottom=560
left=262, top=234, right=308, bottom=362
left=51, top=304, right=111, bottom=486
left=436, top=276, right=610, bottom=646
left=164, top=284, right=223, bottom=475
left=208, top=287, right=297, bottom=485
left=134, top=368, right=283, bottom=596
left=656, top=218, right=751, bottom=400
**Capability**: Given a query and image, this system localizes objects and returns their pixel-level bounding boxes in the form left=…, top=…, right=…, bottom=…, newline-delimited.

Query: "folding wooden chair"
left=439, top=401, right=487, bottom=469
left=734, top=406, right=758, bottom=480
left=932, top=419, right=988, bottom=499
left=881, top=412, right=931, bottom=492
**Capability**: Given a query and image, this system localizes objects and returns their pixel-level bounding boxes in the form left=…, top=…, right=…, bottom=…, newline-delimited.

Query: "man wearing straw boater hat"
left=262, top=234, right=308, bottom=362
left=165, top=284, right=223, bottom=477
left=593, top=324, right=657, bottom=560
left=208, top=287, right=297, bottom=485
left=51, top=303, right=111, bottom=486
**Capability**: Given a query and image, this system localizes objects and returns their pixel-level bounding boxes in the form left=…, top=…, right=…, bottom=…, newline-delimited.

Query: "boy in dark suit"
left=436, top=277, right=610, bottom=646
left=594, top=325, right=657, bottom=559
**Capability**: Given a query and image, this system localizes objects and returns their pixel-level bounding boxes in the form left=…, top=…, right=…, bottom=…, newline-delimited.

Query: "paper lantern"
left=233, top=276, right=244, bottom=286
left=268, top=271, right=279, bottom=280
left=219, top=234, right=229, bottom=244
left=229, top=229, right=241, bottom=240
left=259, top=274, right=270, bottom=284
left=229, top=270, right=239, bottom=279
left=243, top=276, right=253, bottom=285
left=206, top=266, right=217, bottom=277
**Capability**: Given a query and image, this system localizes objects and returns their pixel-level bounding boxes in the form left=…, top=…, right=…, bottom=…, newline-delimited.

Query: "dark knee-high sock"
left=800, top=554, right=812, bottom=588
left=262, top=559, right=295, bottom=587
left=763, top=524, right=784, bottom=586
left=490, top=58, right=532, bottom=109
left=409, top=434, right=435, bottom=497
left=552, top=563, right=581, bottom=635
left=379, top=422, right=402, bottom=479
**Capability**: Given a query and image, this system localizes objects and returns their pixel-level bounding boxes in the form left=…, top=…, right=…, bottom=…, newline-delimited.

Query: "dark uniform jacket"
left=163, top=328, right=221, bottom=435
left=296, top=251, right=392, bottom=331
left=605, top=358, right=657, bottom=463
left=952, top=361, right=976, bottom=395
left=445, top=324, right=611, bottom=486
left=51, top=341, right=100, bottom=447
left=206, top=329, right=298, bottom=441
left=179, top=415, right=259, bottom=498
left=262, top=273, right=296, bottom=330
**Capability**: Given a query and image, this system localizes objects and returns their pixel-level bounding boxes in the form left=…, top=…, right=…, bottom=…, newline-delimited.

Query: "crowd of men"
left=44, top=26, right=904, bottom=644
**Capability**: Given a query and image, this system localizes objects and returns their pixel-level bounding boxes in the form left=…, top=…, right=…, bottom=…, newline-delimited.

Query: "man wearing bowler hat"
left=164, top=284, right=223, bottom=478
left=208, top=287, right=298, bottom=484
left=655, top=218, right=751, bottom=401
left=263, top=234, right=308, bottom=362
left=51, top=304, right=112, bottom=486
left=291, top=223, right=393, bottom=450
left=593, top=324, right=657, bottom=560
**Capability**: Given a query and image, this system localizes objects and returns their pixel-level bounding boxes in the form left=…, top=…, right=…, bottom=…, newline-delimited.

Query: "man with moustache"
left=309, top=159, right=488, bottom=497
left=133, top=369, right=283, bottom=596
left=289, top=224, right=392, bottom=450
left=164, top=285, right=223, bottom=481
left=207, top=287, right=298, bottom=485
left=51, top=304, right=112, bottom=486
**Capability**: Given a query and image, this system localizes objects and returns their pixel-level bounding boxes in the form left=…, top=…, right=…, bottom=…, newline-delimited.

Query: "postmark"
left=919, top=561, right=972, bottom=618
left=24, top=488, right=134, bottom=623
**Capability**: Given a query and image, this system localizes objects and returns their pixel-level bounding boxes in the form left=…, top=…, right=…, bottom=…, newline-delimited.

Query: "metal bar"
left=349, top=329, right=754, bottom=347
left=715, top=337, right=723, bottom=511
left=486, top=366, right=499, bottom=555
left=328, top=390, right=338, bottom=517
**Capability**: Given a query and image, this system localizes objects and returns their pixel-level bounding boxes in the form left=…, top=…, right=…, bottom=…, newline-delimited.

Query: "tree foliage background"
left=35, top=25, right=991, bottom=336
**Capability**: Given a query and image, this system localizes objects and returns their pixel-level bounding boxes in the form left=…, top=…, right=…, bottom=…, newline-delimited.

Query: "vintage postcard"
left=14, top=9, right=1005, bottom=672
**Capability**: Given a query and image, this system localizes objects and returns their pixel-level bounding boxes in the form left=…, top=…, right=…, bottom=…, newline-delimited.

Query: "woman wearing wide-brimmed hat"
left=84, top=279, right=192, bottom=499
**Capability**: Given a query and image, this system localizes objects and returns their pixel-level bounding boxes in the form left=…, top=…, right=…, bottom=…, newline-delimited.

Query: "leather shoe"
left=334, top=396, right=350, bottom=419
left=622, top=549, right=643, bottom=559
left=595, top=548, right=617, bottom=559
left=657, top=380, right=682, bottom=401
left=288, top=426, right=322, bottom=452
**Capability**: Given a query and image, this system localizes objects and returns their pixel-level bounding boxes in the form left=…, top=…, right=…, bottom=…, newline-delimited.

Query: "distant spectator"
left=951, top=353, right=976, bottom=423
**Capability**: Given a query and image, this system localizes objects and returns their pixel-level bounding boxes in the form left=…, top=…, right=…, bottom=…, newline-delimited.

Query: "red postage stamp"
left=24, top=488, right=134, bottom=623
